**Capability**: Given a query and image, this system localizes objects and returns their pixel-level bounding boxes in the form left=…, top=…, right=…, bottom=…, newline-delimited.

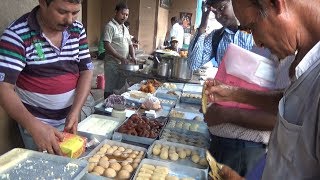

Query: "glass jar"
left=111, top=104, right=126, bottom=121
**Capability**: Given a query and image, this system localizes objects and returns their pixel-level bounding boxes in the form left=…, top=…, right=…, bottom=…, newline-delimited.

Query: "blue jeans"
left=209, top=135, right=266, bottom=177
left=18, top=124, right=65, bottom=151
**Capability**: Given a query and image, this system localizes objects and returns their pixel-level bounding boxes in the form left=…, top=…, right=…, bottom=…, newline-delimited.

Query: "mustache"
left=58, top=24, right=71, bottom=27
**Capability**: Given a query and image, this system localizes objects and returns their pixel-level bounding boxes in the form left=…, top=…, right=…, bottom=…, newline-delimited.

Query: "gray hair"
left=45, top=0, right=82, bottom=6
left=249, top=0, right=270, bottom=17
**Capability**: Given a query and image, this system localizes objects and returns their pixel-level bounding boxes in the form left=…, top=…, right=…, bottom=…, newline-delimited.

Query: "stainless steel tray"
left=160, top=129, right=210, bottom=149
left=175, top=102, right=202, bottom=113
left=0, top=148, right=87, bottom=180
left=116, top=116, right=168, bottom=145
left=85, top=139, right=147, bottom=180
left=166, top=118, right=210, bottom=137
left=169, top=108, right=204, bottom=121
left=159, top=82, right=185, bottom=91
left=132, top=159, right=207, bottom=180
left=156, top=89, right=181, bottom=101
left=158, top=97, right=177, bottom=109
left=78, top=114, right=122, bottom=141
left=180, top=92, right=202, bottom=105
left=183, top=83, right=203, bottom=94
left=147, top=140, right=209, bottom=170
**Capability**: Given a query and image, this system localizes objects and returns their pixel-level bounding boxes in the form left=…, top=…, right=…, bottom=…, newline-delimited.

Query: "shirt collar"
left=224, top=28, right=236, bottom=35
left=295, top=41, right=320, bottom=79
left=112, top=18, right=125, bottom=27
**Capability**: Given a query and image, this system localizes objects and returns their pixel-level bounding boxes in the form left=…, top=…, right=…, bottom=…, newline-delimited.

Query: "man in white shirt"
left=169, top=17, right=184, bottom=49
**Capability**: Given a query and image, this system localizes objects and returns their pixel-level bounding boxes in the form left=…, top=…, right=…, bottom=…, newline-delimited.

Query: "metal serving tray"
left=0, top=148, right=87, bottom=180
left=128, top=83, right=142, bottom=91
left=169, top=108, right=204, bottom=121
left=85, top=139, right=147, bottom=180
left=78, top=114, right=122, bottom=141
left=160, top=129, right=210, bottom=149
left=165, top=118, right=209, bottom=137
left=132, top=159, right=207, bottom=180
left=175, top=102, right=202, bottom=113
left=180, top=93, right=202, bottom=105
left=147, top=140, right=209, bottom=170
left=183, top=83, right=203, bottom=94
left=156, top=89, right=182, bottom=101
left=115, top=116, right=168, bottom=145
left=159, top=82, right=185, bottom=91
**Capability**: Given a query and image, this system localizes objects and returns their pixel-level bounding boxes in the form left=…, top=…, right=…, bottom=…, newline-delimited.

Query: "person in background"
left=165, top=36, right=179, bottom=52
left=215, top=0, right=320, bottom=179
left=169, top=16, right=184, bottom=49
left=102, top=2, right=136, bottom=98
left=187, top=0, right=256, bottom=70
left=0, top=0, right=93, bottom=155
left=190, top=0, right=293, bottom=176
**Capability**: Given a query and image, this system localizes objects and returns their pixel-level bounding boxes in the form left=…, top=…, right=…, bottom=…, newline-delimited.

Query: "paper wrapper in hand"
left=59, top=132, right=87, bottom=158
left=206, top=150, right=223, bottom=180
left=202, top=84, right=208, bottom=114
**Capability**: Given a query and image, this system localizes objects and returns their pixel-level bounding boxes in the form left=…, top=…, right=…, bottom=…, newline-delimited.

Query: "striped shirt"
left=0, top=6, right=93, bottom=126
left=187, top=28, right=254, bottom=70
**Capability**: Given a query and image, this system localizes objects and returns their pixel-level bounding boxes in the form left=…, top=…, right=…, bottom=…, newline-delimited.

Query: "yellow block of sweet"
left=59, top=133, right=86, bottom=158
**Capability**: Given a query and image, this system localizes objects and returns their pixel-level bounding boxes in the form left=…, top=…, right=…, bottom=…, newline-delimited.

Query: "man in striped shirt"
left=0, top=0, right=93, bottom=155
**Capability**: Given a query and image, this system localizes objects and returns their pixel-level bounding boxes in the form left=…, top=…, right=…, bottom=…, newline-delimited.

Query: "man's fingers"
left=52, top=140, right=63, bottom=156
left=55, top=129, right=64, bottom=142
left=47, top=147, right=54, bottom=155
left=72, top=123, right=77, bottom=134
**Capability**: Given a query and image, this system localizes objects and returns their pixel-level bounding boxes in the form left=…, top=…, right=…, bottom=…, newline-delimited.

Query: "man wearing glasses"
left=213, top=0, right=320, bottom=179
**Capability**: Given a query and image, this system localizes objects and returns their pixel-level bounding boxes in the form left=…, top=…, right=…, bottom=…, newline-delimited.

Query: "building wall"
left=86, top=0, right=102, bottom=46
left=138, top=0, right=157, bottom=54
left=156, top=7, right=169, bottom=49
left=169, top=0, right=197, bottom=28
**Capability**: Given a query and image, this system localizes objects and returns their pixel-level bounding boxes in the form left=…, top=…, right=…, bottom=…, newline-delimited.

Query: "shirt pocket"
left=276, top=112, right=302, bottom=162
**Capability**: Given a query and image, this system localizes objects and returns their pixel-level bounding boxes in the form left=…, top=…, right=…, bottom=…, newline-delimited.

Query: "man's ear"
left=39, top=0, right=47, bottom=8
left=270, top=0, right=287, bottom=15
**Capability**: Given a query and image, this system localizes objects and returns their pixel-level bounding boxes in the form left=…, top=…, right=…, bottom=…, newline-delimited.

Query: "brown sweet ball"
left=121, top=153, right=129, bottom=158
left=92, top=154, right=102, bottom=159
left=110, top=162, right=122, bottom=171
left=102, top=144, right=111, bottom=149
left=106, top=148, right=115, bottom=155
left=133, top=150, right=139, bottom=155
left=98, top=158, right=110, bottom=169
left=133, top=158, right=142, bottom=163
left=99, top=147, right=108, bottom=153
left=139, top=151, right=144, bottom=156
left=88, top=157, right=100, bottom=163
left=122, top=164, right=133, bottom=173
left=111, top=145, right=119, bottom=150
left=121, top=160, right=130, bottom=166
left=169, top=152, right=179, bottom=161
left=132, top=163, right=139, bottom=169
left=191, top=154, right=200, bottom=164
left=103, top=168, right=117, bottom=178
left=92, top=165, right=105, bottom=175
left=118, top=169, right=131, bottom=179
left=118, top=146, right=126, bottom=152
left=124, top=148, right=133, bottom=154
left=100, top=156, right=109, bottom=162
left=109, top=159, right=117, bottom=164
left=113, top=150, right=122, bottom=157
left=126, top=158, right=133, bottom=163
left=199, top=158, right=208, bottom=166
left=178, top=150, right=187, bottom=159
left=88, top=163, right=95, bottom=172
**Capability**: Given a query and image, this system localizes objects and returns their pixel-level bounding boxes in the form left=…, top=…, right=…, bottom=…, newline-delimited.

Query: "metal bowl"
left=118, top=64, right=140, bottom=72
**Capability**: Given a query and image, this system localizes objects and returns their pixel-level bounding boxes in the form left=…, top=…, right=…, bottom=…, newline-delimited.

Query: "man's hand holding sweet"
left=29, top=120, right=64, bottom=155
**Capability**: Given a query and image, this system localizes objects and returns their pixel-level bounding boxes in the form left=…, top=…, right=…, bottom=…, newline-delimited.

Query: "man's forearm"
left=69, top=70, right=93, bottom=115
left=0, top=83, right=38, bottom=131
left=236, top=88, right=283, bottom=114
left=129, top=44, right=136, bottom=59
left=230, top=108, right=277, bottom=131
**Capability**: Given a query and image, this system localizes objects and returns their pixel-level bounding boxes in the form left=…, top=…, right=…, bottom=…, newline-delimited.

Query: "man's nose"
left=65, top=14, right=73, bottom=25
